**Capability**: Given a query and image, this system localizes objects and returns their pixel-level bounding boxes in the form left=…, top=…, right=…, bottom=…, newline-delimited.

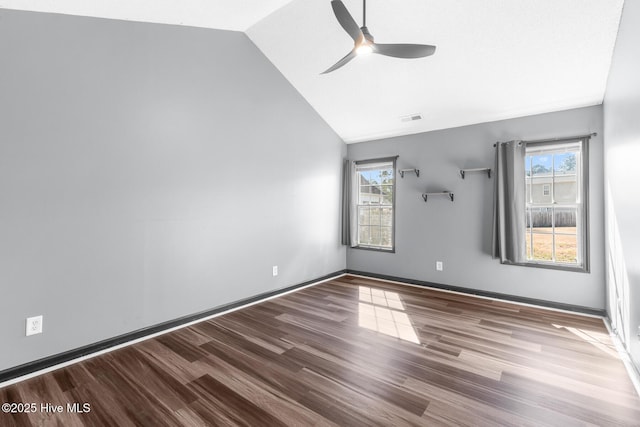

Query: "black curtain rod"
left=493, top=132, right=597, bottom=147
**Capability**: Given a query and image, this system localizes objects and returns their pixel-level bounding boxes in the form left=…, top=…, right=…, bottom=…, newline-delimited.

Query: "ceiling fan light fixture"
left=355, top=42, right=373, bottom=55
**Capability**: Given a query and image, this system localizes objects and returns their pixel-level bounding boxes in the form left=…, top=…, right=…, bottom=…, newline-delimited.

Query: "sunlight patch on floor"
left=358, top=287, right=420, bottom=344
left=552, top=323, right=619, bottom=358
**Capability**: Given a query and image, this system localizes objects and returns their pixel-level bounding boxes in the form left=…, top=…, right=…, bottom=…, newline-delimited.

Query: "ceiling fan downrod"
left=362, top=0, right=366, bottom=27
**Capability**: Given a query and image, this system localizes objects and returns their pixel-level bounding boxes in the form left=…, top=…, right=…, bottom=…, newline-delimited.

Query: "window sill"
left=352, top=245, right=395, bottom=254
left=502, top=260, right=588, bottom=273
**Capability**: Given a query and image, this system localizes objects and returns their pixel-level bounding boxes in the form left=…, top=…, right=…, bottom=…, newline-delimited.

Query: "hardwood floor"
left=1, top=275, right=639, bottom=426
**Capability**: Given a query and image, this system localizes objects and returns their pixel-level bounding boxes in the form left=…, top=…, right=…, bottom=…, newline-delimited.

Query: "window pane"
left=380, top=168, right=393, bottom=184
left=554, top=207, right=577, bottom=230
left=359, top=226, right=370, bottom=245
left=381, top=227, right=392, bottom=248
left=359, top=186, right=372, bottom=204
left=531, top=233, right=553, bottom=261
left=370, top=185, right=382, bottom=204
left=554, top=152, right=577, bottom=175
left=370, top=227, right=381, bottom=247
left=359, top=206, right=370, bottom=226
left=368, top=170, right=380, bottom=185
left=555, top=234, right=577, bottom=264
left=554, top=176, right=577, bottom=203
left=381, top=207, right=392, bottom=227
left=370, top=207, right=381, bottom=226
left=382, top=185, right=393, bottom=205
left=530, top=177, right=552, bottom=203
left=525, top=209, right=534, bottom=260
left=529, top=207, right=553, bottom=233
left=530, top=155, right=553, bottom=176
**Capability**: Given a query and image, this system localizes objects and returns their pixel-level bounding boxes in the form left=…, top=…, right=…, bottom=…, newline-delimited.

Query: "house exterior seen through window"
left=524, top=139, right=588, bottom=270
left=355, top=159, right=396, bottom=251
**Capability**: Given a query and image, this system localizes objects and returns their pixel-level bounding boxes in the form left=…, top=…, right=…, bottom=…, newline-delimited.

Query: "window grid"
left=355, top=161, right=395, bottom=251
left=525, top=142, right=583, bottom=267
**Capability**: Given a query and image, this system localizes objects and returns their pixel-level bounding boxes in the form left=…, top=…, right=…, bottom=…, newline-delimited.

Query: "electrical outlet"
left=26, top=315, right=43, bottom=336
left=272, top=265, right=278, bottom=277
left=436, top=261, right=443, bottom=271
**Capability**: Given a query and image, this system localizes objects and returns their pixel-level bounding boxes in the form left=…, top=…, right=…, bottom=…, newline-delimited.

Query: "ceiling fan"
left=322, top=0, right=436, bottom=74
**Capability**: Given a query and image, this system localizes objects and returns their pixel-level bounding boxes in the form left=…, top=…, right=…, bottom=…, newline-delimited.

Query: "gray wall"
left=347, top=106, right=604, bottom=309
left=0, top=10, right=345, bottom=372
left=603, top=0, right=640, bottom=372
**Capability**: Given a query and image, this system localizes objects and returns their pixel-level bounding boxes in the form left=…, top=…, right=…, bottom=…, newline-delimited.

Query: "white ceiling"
left=0, top=0, right=294, bottom=31
left=1, top=0, right=625, bottom=143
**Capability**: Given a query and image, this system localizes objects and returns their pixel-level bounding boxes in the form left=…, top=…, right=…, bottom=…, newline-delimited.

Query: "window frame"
left=522, top=138, right=590, bottom=273
left=353, top=156, right=397, bottom=253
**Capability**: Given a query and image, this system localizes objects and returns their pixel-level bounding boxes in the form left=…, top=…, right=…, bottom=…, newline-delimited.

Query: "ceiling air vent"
left=400, top=113, right=423, bottom=123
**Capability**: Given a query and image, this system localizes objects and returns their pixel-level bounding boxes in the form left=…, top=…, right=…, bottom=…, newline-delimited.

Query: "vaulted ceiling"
left=1, top=0, right=625, bottom=143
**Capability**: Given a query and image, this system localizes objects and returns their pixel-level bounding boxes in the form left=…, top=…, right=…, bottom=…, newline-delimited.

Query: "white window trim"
left=523, top=138, right=590, bottom=272
left=353, top=157, right=397, bottom=252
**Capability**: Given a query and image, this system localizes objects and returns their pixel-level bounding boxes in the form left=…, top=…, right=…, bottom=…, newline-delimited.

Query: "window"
left=355, top=158, right=396, bottom=251
left=524, top=139, right=588, bottom=270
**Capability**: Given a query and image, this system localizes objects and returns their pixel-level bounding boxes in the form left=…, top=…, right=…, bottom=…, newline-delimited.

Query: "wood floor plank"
left=190, top=356, right=325, bottom=426
left=1, top=275, right=639, bottom=426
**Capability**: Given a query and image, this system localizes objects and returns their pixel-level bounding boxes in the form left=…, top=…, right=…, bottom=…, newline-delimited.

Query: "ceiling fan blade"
left=331, top=0, right=363, bottom=42
left=373, top=43, right=436, bottom=59
left=321, top=50, right=357, bottom=74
